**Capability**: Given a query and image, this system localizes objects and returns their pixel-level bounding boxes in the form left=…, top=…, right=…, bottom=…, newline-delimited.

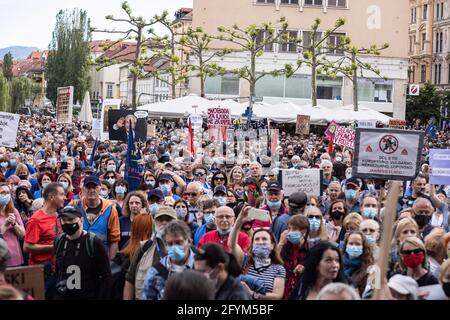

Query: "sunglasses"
left=184, top=192, right=198, bottom=197
left=105, top=176, right=115, bottom=179
left=194, top=172, right=206, bottom=177
left=308, top=215, right=322, bottom=220
left=401, top=249, right=423, bottom=256
left=214, top=177, right=225, bottom=181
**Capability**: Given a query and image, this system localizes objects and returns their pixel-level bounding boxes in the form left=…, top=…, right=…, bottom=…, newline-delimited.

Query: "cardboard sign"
left=358, top=120, right=376, bottom=128
left=333, top=126, right=355, bottom=149
left=429, top=149, right=450, bottom=185
left=56, top=86, right=74, bottom=123
left=100, top=99, right=121, bottom=140
left=4, top=265, right=45, bottom=300
left=207, top=108, right=231, bottom=127
left=278, top=169, right=323, bottom=197
left=108, top=110, right=147, bottom=142
left=0, top=112, right=20, bottom=147
left=147, top=124, right=156, bottom=138
left=389, top=119, right=407, bottom=129
left=325, top=120, right=339, bottom=139
left=296, top=115, right=311, bottom=135
left=353, top=128, right=424, bottom=180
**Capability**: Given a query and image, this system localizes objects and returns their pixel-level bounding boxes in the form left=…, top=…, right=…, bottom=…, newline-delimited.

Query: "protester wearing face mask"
left=342, top=231, right=374, bottom=295
left=33, top=172, right=54, bottom=200
left=57, top=173, right=77, bottom=206
left=142, top=220, right=195, bottom=300
left=411, top=197, right=435, bottom=239
left=278, top=215, right=309, bottom=299
left=157, top=173, right=180, bottom=204
left=0, top=184, right=25, bottom=267
left=229, top=208, right=286, bottom=300
left=53, top=205, right=112, bottom=300
left=15, top=163, right=39, bottom=194
left=359, top=219, right=381, bottom=261
left=193, top=243, right=251, bottom=300
left=213, top=186, right=228, bottom=207
left=111, top=179, right=129, bottom=209
left=143, top=172, right=156, bottom=190
left=172, top=199, right=197, bottom=236
left=148, top=189, right=164, bottom=217
left=399, top=236, right=439, bottom=287
left=123, top=206, right=175, bottom=300
left=325, top=200, right=347, bottom=244
left=344, top=177, right=361, bottom=214
left=361, top=195, right=379, bottom=221
left=306, top=207, right=329, bottom=248
left=254, top=182, right=288, bottom=231
left=103, top=171, right=118, bottom=188
left=100, top=181, right=112, bottom=200
left=0, top=158, right=10, bottom=175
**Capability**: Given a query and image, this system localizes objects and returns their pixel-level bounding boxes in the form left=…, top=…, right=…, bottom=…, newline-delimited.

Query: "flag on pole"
left=187, top=117, right=195, bottom=158
left=89, top=139, right=98, bottom=167
left=125, top=120, right=142, bottom=192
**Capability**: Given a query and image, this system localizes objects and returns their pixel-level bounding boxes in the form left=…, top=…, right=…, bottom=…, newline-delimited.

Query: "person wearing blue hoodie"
left=193, top=199, right=218, bottom=246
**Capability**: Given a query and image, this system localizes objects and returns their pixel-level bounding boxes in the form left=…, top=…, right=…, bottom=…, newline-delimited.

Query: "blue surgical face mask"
left=115, top=186, right=126, bottom=195
left=309, top=217, right=321, bottom=231
left=0, top=162, right=8, bottom=168
left=346, top=245, right=363, bottom=258
left=253, top=243, right=273, bottom=259
left=167, top=244, right=186, bottom=262
left=60, top=181, right=69, bottom=190
left=214, top=196, right=227, bottom=207
left=287, top=231, right=302, bottom=245
left=236, top=191, right=244, bottom=198
left=0, top=194, right=11, bottom=205
left=160, top=184, right=171, bottom=196
left=363, top=207, right=377, bottom=219
left=150, top=203, right=160, bottom=216
left=345, top=189, right=357, bottom=200
left=100, top=190, right=109, bottom=199
left=204, top=213, right=216, bottom=226
left=9, top=159, right=16, bottom=167
left=217, top=226, right=231, bottom=235
left=366, top=234, right=377, bottom=245
left=267, top=200, right=282, bottom=210
left=367, top=184, right=375, bottom=193
left=175, top=207, right=187, bottom=220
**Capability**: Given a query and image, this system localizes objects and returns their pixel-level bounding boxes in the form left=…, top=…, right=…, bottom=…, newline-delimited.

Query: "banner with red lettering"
left=207, top=108, right=231, bottom=127
left=333, top=126, right=355, bottom=149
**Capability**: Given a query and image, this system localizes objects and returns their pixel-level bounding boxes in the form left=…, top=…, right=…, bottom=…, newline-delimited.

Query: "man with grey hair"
left=185, top=181, right=204, bottom=223
left=249, top=161, right=264, bottom=182
left=316, top=282, right=361, bottom=300
left=412, top=197, right=435, bottom=238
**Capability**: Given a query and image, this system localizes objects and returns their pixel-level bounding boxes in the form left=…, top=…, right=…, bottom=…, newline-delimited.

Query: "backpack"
left=135, top=239, right=162, bottom=300
left=54, top=232, right=96, bottom=258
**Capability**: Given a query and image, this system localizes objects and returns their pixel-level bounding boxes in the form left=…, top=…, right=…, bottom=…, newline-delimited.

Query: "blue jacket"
left=193, top=224, right=215, bottom=246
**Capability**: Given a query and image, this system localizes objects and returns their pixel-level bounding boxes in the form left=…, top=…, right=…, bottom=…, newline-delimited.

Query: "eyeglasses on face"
left=184, top=192, right=198, bottom=197
left=215, top=215, right=234, bottom=220
left=401, top=248, right=423, bottom=256
left=194, top=172, right=206, bottom=177
left=308, top=215, right=322, bottom=220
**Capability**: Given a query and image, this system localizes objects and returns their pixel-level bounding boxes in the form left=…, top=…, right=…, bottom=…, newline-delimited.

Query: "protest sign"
left=100, top=99, right=121, bottom=140
left=56, top=86, right=74, bottom=123
left=325, top=120, right=339, bottom=139
left=353, top=128, right=424, bottom=180
left=189, top=113, right=203, bottom=130
left=429, top=149, right=450, bottom=185
left=296, top=115, right=311, bottom=135
left=333, top=126, right=355, bottom=149
left=278, top=169, right=323, bottom=197
left=108, top=110, right=148, bottom=142
left=147, top=124, right=156, bottom=138
left=4, top=265, right=45, bottom=300
left=389, top=119, right=407, bottom=129
left=207, top=108, right=231, bottom=127
left=0, top=112, right=20, bottom=147
left=358, top=120, right=376, bottom=128
left=92, top=118, right=101, bottom=139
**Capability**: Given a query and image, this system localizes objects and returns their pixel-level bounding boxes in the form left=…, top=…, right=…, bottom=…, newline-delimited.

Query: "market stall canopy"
left=78, top=91, right=93, bottom=123
left=327, top=105, right=392, bottom=124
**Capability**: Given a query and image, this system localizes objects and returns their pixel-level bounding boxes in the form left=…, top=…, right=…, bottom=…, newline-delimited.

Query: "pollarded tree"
left=2, top=53, right=13, bottom=81
left=0, top=72, right=12, bottom=112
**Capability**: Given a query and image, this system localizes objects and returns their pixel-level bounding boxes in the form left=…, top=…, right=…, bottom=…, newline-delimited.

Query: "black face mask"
left=331, top=210, right=344, bottom=220
left=62, top=222, right=80, bottom=236
left=414, top=214, right=431, bottom=227
left=443, top=282, right=450, bottom=298
left=18, top=175, right=28, bottom=180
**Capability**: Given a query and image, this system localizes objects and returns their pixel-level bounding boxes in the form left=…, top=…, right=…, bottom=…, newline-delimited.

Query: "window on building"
left=304, top=0, right=323, bottom=6
left=285, top=75, right=312, bottom=99
left=279, top=30, right=299, bottom=53
left=423, top=4, right=428, bottom=20
left=409, top=36, right=414, bottom=53
left=358, top=78, right=393, bottom=103
left=301, top=31, right=322, bottom=53
left=256, top=30, right=274, bottom=52
left=328, top=33, right=345, bottom=54
left=106, top=83, right=113, bottom=98
left=421, top=64, right=427, bottom=83
left=205, top=74, right=240, bottom=96
left=280, top=0, right=299, bottom=4
left=435, top=64, right=442, bottom=84
left=317, top=77, right=342, bottom=100
left=327, top=0, right=346, bottom=7
left=410, top=66, right=415, bottom=83
left=441, top=3, right=444, bottom=19
left=256, top=0, right=275, bottom=3
left=255, top=74, right=284, bottom=97
left=422, top=33, right=426, bottom=51
left=440, top=32, right=443, bottom=52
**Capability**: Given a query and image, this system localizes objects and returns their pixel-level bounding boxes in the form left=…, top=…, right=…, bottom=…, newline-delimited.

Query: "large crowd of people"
left=0, top=114, right=449, bottom=301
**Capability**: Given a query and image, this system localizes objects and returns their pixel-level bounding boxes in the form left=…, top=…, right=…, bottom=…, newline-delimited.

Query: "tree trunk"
left=200, top=77, right=205, bottom=98
left=132, top=73, right=138, bottom=109
left=312, top=56, right=317, bottom=107
left=352, top=53, right=358, bottom=112
left=132, top=27, right=143, bottom=109
left=199, top=55, right=205, bottom=98
left=249, top=52, right=256, bottom=115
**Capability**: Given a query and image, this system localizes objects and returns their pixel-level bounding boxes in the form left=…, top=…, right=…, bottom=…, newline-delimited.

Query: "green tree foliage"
left=2, top=52, right=13, bottom=81
left=46, top=8, right=91, bottom=107
left=406, top=82, right=441, bottom=122
left=0, top=72, right=12, bottom=112
left=93, top=1, right=157, bottom=108
left=10, top=77, right=40, bottom=112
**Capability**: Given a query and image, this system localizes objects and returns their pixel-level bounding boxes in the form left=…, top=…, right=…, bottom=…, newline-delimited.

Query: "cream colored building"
left=432, top=0, right=450, bottom=88
left=189, top=0, right=410, bottom=119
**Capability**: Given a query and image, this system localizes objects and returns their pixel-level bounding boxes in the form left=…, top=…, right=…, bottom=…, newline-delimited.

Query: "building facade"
left=431, top=0, right=450, bottom=89
left=189, top=0, right=410, bottom=119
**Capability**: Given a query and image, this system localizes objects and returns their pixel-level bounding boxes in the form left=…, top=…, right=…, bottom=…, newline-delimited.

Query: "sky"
left=0, top=0, right=193, bottom=49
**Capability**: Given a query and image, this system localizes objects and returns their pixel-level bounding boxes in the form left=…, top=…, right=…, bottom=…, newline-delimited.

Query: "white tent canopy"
left=78, top=91, right=93, bottom=123
left=326, top=105, right=392, bottom=124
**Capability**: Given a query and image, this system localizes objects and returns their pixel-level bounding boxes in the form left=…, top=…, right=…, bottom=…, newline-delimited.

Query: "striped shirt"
left=247, top=263, right=286, bottom=293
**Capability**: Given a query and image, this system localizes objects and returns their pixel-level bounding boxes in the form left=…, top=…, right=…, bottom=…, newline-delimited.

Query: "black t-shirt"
left=55, top=233, right=112, bottom=300
left=416, top=272, right=439, bottom=287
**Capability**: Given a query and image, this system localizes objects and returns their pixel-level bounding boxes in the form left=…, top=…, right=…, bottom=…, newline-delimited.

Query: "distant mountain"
left=0, top=46, right=40, bottom=60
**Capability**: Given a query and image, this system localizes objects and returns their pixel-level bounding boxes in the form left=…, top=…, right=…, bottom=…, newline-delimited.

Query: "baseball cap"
left=388, top=275, right=418, bottom=299
left=83, top=175, right=101, bottom=187
left=58, top=205, right=82, bottom=219
left=267, top=181, right=282, bottom=192
left=158, top=173, right=173, bottom=182
left=288, top=191, right=308, bottom=209
left=148, top=189, right=164, bottom=200
left=154, top=206, right=177, bottom=220
left=345, top=177, right=360, bottom=188
left=213, top=185, right=227, bottom=195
